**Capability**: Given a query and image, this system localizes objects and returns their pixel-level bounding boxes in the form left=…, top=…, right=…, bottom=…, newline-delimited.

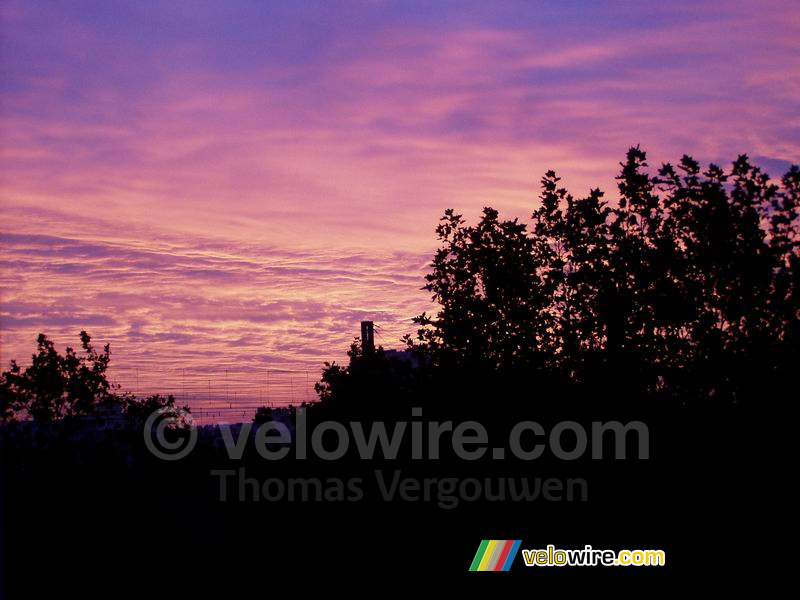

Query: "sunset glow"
left=2, top=1, right=798, bottom=415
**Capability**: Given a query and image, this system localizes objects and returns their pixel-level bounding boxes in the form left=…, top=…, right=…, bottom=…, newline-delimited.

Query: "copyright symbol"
left=143, top=407, right=197, bottom=461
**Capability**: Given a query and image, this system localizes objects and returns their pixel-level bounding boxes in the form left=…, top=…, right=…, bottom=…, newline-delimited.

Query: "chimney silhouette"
left=360, top=321, right=375, bottom=354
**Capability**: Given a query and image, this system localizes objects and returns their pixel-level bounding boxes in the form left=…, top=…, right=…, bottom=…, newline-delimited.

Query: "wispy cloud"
left=1, top=0, right=798, bottom=401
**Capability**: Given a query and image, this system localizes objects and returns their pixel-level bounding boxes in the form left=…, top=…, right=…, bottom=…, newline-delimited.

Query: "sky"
left=1, top=1, right=798, bottom=414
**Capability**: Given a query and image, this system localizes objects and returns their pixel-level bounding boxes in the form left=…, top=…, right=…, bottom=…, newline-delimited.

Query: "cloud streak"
left=1, top=0, right=798, bottom=410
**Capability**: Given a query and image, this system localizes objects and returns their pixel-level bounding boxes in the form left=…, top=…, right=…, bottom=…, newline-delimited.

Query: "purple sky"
left=1, top=0, right=798, bottom=412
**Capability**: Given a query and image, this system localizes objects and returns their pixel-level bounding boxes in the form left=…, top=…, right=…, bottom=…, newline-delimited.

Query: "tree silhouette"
left=0, top=331, right=191, bottom=425
left=0, top=331, right=114, bottom=422
left=394, top=148, right=799, bottom=405
left=122, top=393, right=191, bottom=429
left=315, top=338, right=419, bottom=418
left=253, top=406, right=273, bottom=424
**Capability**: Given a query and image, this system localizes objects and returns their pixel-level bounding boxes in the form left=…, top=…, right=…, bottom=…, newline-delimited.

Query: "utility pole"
left=361, top=320, right=375, bottom=355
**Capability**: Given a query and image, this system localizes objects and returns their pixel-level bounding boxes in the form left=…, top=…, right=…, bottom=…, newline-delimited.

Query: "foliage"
left=122, top=393, right=192, bottom=429
left=0, top=331, right=192, bottom=425
left=0, top=331, right=114, bottom=422
left=314, top=339, right=419, bottom=417
left=321, top=148, right=799, bottom=407
left=406, top=148, right=799, bottom=403
left=253, top=406, right=273, bottom=424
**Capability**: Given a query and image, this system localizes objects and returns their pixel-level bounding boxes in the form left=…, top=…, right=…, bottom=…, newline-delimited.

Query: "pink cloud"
left=1, top=0, right=797, bottom=418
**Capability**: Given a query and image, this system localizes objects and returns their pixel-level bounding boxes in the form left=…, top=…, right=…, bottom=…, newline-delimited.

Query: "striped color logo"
left=469, top=540, right=522, bottom=571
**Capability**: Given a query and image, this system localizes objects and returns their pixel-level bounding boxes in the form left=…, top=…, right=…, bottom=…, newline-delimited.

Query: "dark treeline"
left=316, top=147, right=798, bottom=417
left=0, top=331, right=187, bottom=425
left=4, top=148, right=797, bottom=423
left=1, top=148, right=795, bottom=592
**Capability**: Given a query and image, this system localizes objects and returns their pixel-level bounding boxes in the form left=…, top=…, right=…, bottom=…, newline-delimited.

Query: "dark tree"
left=253, top=406, right=273, bottom=424
left=0, top=332, right=192, bottom=426
left=122, top=393, right=191, bottom=429
left=411, top=207, right=547, bottom=370
left=395, top=148, right=799, bottom=405
left=315, top=338, right=419, bottom=418
left=0, top=331, right=114, bottom=422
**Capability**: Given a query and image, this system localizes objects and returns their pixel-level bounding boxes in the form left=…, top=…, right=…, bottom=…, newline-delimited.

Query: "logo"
left=143, top=406, right=197, bottom=460
left=469, top=540, right=522, bottom=571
